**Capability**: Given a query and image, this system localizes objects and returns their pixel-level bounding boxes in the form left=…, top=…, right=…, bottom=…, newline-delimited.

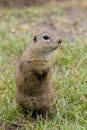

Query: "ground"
left=0, top=0, right=87, bottom=130
left=0, top=0, right=49, bottom=8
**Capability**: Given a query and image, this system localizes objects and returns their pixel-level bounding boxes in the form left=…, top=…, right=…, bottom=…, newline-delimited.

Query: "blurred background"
left=0, top=0, right=87, bottom=42
left=0, top=0, right=87, bottom=43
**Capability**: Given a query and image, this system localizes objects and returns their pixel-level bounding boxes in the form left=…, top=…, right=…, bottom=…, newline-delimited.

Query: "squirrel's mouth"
left=52, top=45, right=60, bottom=50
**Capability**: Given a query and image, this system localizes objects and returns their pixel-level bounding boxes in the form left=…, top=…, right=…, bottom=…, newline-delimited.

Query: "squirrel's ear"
left=33, top=36, right=37, bottom=42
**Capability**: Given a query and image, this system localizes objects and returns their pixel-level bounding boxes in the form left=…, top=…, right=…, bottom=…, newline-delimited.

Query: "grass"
left=0, top=3, right=87, bottom=130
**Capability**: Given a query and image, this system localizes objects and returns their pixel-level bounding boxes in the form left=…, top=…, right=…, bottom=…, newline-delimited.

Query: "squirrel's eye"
left=42, top=35, right=50, bottom=40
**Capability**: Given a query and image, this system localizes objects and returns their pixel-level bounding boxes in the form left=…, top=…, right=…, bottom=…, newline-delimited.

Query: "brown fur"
left=14, top=30, right=62, bottom=118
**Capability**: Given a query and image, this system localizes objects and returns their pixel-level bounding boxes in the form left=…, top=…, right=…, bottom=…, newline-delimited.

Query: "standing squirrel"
left=14, top=30, right=62, bottom=118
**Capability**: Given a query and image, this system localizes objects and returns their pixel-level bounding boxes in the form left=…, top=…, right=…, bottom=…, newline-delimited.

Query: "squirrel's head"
left=32, top=31, right=62, bottom=55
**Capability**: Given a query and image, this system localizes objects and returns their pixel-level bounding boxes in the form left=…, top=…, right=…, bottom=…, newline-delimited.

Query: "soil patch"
left=0, top=0, right=51, bottom=8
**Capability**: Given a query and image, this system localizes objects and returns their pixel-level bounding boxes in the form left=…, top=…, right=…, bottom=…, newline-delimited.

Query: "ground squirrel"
left=14, top=30, right=62, bottom=118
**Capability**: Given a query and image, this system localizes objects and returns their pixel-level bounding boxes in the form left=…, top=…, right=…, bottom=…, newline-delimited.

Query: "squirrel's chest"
left=33, top=69, right=49, bottom=81
left=22, top=69, right=50, bottom=95
left=22, top=64, right=50, bottom=82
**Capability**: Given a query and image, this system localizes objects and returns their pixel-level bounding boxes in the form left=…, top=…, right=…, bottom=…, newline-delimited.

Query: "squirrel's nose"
left=58, top=38, right=62, bottom=44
